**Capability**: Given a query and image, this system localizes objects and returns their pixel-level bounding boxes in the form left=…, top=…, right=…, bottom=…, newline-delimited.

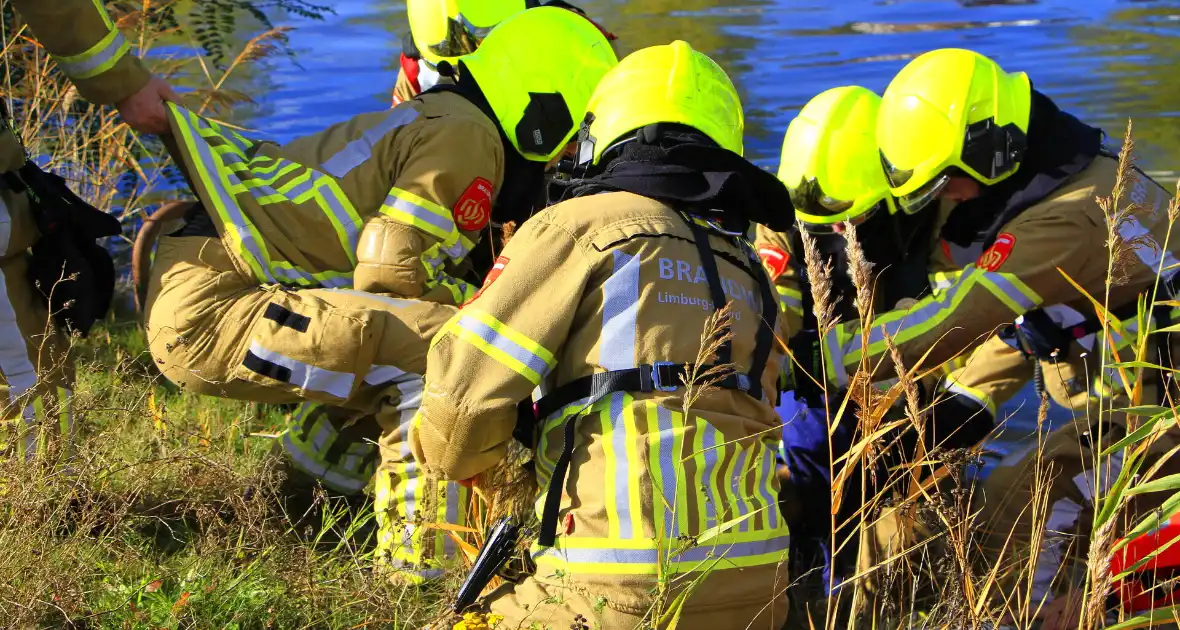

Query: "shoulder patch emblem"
left=977, top=233, right=1016, bottom=272
left=454, top=177, right=493, bottom=232
left=758, top=245, right=790, bottom=279
left=464, top=256, right=509, bottom=306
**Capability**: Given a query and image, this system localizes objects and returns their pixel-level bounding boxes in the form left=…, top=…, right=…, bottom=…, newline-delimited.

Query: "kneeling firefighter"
left=145, top=6, right=616, bottom=582
left=812, top=48, right=1180, bottom=616
left=412, top=41, right=794, bottom=628
left=756, top=86, right=955, bottom=613
left=392, top=0, right=616, bottom=106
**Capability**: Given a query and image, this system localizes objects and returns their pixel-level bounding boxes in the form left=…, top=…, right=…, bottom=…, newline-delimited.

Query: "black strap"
left=686, top=220, right=733, bottom=365
left=748, top=242, right=778, bottom=402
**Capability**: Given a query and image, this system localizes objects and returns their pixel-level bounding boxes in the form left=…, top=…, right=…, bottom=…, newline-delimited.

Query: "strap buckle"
left=651, top=362, right=680, bottom=393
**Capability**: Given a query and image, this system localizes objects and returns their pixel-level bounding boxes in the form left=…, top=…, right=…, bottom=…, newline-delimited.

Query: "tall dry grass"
left=5, top=1, right=1180, bottom=628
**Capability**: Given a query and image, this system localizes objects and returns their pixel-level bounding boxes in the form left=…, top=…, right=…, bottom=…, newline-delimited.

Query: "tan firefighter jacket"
left=164, top=90, right=504, bottom=304
left=822, top=155, right=1178, bottom=388
left=2, top=0, right=150, bottom=256
left=414, top=191, right=790, bottom=621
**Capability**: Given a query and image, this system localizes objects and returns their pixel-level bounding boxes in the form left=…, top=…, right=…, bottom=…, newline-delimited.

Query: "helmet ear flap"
left=515, top=92, right=574, bottom=158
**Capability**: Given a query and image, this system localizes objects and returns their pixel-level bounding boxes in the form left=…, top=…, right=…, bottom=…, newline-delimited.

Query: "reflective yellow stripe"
left=173, top=105, right=362, bottom=288
left=171, top=105, right=274, bottom=283
left=447, top=310, right=555, bottom=385
left=943, top=373, right=997, bottom=418
left=90, top=0, right=114, bottom=28
left=380, top=188, right=456, bottom=243
left=775, top=285, right=803, bottom=314
left=419, top=242, right=476, bottom=303
left=841, top=267, right=1043, bottom=368
left=198, top=122, right=361, bottom=283
left=54, top=28, right=130, bottom=79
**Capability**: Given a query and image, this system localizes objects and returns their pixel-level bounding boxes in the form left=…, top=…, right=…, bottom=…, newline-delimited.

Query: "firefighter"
left=392, top=0, right=616, bottom=106
left=758, top=85, right=957, bottom=616
left=273, top=0, right=617, bottom=507
left=413, top=41, right=794, bottom=628
left=1, top=0, right=177, bottom=458
left=143, top=6, right=616, bottom=581
left=813, top=48, right=1180, bottom=616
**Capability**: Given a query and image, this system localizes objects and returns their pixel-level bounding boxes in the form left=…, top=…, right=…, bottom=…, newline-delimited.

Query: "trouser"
left=144, top=234, right=468, bottom=577
left=972, top=348, right=1180, bottom=618
left=0, top=192, right=74, bottom=460
left=374, top=391, right=472, bottom=583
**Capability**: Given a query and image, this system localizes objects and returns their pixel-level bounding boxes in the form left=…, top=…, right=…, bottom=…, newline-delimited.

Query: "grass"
left=1, top=324, right=457, bottom=628
left=6, top=0, right=1180, bottom=628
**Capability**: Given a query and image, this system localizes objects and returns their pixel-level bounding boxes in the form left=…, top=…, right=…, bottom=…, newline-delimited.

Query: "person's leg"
left=146, top=233, right=471, bottom=577
left=0, top=252, right=73, bottom=460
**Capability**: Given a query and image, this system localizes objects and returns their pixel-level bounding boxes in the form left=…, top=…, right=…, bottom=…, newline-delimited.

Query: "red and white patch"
left=758, top=245, right=790, bottom=280
left=977, top=232, right=1017, bottom=272
left=464, top=256, right=509, bottom=306
left=453, top=177, right=494, bottom=232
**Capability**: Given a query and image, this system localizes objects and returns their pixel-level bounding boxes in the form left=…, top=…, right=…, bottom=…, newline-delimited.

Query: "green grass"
left=0, top=321, right=451, bottom=629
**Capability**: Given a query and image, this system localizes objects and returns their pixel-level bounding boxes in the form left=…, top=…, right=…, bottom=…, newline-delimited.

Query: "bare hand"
left=114, top=76, right=179, bottom=135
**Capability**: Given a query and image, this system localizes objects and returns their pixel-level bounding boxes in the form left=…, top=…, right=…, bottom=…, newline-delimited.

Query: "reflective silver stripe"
left=1030, top=496, right=1083, bottom=604
left=395, top=377, right=424, bottom=412
left=456, top=315, right=551, bottom=379
left=700, top=422, right=720, bottom=529
left=985, top=273, right=1038, bottom=311
left=823, top=330, right=849, bottom=387
left=325, top=289, right=417, bottom=309
left=610, top=393, right=634, bottom=538
left=1120, top=213, right=1180, bottom=274
left=55, top=31, right=129, bottom=79
left=848, top=268, right=982, bottom=356
left=383, top=191, right=454, bottom=236
left=279, top=431, right=368, bottom=493
left=401, top=475, right=419, bottom=557
left=322, top=109, right=420, bottom=177
left=779, top=293, right=802, bottom=312
left=600, top=251, right=640, bottom=370
left=365, top=365, right=410, bottom=386
left=535, top=536, right=790, bottom=565
left=758, top=445, right=779, bottom=531
left=247, top=342, right=354, bottom=398
left=655, top=405, right=678, bottom=538
left=731, top=445, right=752, bottom=533
left=444, top=481, right=461, bottom=557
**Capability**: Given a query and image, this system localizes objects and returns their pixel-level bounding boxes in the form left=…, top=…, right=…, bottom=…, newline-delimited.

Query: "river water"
left=235, top=0, right=1180, bottom=451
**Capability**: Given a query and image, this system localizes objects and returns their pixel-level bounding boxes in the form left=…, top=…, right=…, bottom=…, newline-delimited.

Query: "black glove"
left=999, top=308, right=1072, bottom=363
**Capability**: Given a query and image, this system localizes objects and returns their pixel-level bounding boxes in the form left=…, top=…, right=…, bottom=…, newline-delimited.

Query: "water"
left=240, top=0, right=1180, bottom=450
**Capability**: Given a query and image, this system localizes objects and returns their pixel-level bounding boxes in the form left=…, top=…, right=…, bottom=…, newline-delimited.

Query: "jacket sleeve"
left=353, top=117, right=505, bottom=304
left=12, top=0, right=151, bottom=105
left=825, top=207, right=1107, bottom=386
left=413, top=214, right=594, bottom=481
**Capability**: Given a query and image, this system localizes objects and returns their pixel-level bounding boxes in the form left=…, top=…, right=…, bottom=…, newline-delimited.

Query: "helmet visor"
left=796, top=199, right=886, bottom=234
left=788, top=176, right=855, bottom=222
left=425, top=18, right=482, bottom=60
left=897, top=171, right=949, bottom=215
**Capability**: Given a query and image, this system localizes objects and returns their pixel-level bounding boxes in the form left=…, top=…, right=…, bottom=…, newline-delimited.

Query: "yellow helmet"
left=407, top=0, right=526, bottom=67
left=580, top=40, right=743, bottom=165
left=878, top=48, right=1031, bottom=214
left=461, top=6, right=617, bottom=163
left=779, top=86, right=896, bottom=231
